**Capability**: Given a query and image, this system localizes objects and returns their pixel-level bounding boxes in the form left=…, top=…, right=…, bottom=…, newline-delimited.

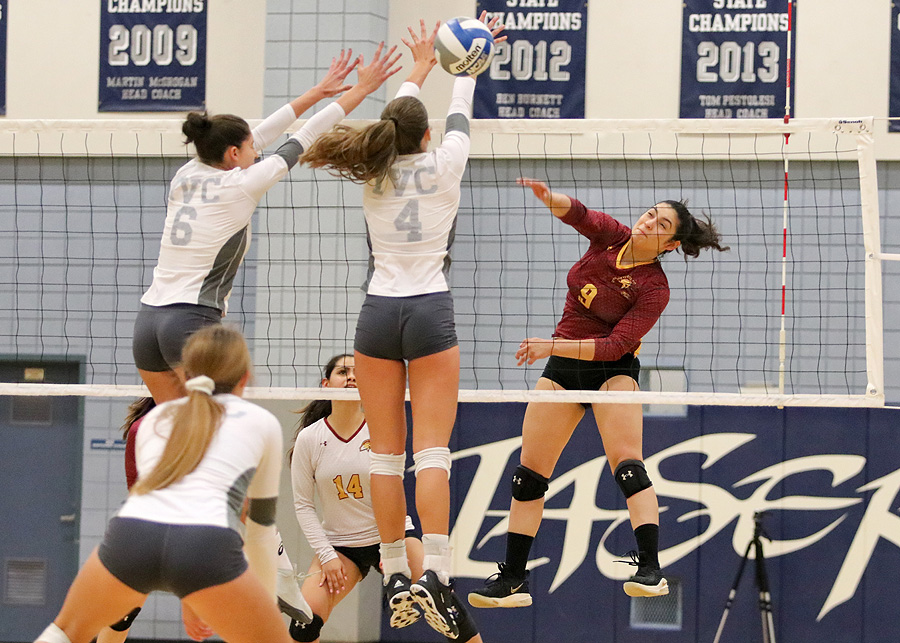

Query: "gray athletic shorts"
left=354, top=292, right=458, bottom=361
left=98, top=517, right=247, bottom=598
left=132, top=303, right=221, bottom=372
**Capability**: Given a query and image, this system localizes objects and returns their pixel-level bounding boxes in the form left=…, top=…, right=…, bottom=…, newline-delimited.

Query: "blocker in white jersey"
left=130, top=46, right=402, bottom=406
left=300, top=16, right=504, bottom=642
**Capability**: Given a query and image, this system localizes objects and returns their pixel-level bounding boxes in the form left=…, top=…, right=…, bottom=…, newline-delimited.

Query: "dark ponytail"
left=664, top=199, right=730, bottom=260
left=301, top=96, right=429, bottom=185
left=182, top=112, right=251, bottom=166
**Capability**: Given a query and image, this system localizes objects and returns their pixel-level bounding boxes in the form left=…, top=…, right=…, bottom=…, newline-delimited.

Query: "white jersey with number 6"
left=141, top=102, right=346, bottom=313
left=361, top=77, right=475, bottom=297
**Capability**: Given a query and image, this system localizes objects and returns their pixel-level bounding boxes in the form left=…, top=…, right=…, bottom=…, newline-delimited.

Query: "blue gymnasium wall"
left=387, top=404, right=899, bottom=643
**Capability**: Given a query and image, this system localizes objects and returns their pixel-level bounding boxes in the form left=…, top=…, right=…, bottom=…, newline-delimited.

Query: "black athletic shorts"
left=541, top=353, right=641, bottom=407
left=132, top=303, right=221, bottom=372
left=334, top=527, right=417, bottom=580
left=98, top=517, right=247, bottom=598
left=354, top=292, right=458, bottom=361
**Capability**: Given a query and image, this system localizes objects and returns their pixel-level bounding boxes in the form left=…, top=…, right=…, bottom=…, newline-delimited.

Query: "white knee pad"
left=369, top=452, right=406, bottom=478
left=36, top=623, right=72, bottom=643
left=413, top=447, right=452, bottom=478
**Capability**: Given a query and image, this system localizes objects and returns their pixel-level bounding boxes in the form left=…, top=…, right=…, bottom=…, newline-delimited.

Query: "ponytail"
left=301, top=96, right=429, bottom=185
left=131, top=326, right=251, bottom=495
left=665, top=200, right=730, bottom=260
left=182, top=112, right=251, bottom=166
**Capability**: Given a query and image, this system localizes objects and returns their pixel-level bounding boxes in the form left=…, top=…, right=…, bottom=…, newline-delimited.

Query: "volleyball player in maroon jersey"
left=468, top=178, right=728, bottom=607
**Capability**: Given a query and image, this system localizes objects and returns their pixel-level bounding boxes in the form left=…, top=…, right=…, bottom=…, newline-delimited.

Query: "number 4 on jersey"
left=394, top=199, right=422, bottom=242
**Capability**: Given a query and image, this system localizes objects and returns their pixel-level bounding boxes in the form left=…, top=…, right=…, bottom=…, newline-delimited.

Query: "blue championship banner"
left=681, top=0, right=794, bottom=119
left=890, top=3, right=900, bottom=132
left=0, top=0, right=6, bottom=115
left=474, top=0, right=587, bottom=119
left=99, top=0, right=207, bottom=112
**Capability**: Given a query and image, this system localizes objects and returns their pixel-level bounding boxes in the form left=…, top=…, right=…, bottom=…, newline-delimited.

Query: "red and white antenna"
left=778, top=0, right=795, bottom=395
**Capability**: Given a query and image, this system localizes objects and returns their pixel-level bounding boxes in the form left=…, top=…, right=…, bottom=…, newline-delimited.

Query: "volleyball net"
left=0, top=116, right=886, bottom=407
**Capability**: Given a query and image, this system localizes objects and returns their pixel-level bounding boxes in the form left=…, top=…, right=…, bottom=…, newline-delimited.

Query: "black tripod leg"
left=713, top=538, right=754, bottom=643
left=754, top=537, right=776, bottom=643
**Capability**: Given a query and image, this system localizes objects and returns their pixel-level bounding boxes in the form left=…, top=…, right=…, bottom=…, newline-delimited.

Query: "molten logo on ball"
left=434, top=17, right=495, bottom=77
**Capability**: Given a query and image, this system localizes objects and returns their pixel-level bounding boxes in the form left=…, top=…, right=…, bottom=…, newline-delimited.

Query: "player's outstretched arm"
left=288, top=49, right=359, bottom=117
left=401, top=20, right=440, bottom=88
left=517, top=177, right=572, bottom=218
left=336, top=42, right=403, bottom=115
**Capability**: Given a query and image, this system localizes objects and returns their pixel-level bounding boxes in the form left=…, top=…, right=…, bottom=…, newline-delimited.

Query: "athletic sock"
left=380, top=539, right=411, bottom=582
left=422, top=533, right=451, bottom=585
left=505, top=532, right=534, bottom=579
left=633, top=523, right=660, bottom=568
left=276, top=531, right=294, bottom=573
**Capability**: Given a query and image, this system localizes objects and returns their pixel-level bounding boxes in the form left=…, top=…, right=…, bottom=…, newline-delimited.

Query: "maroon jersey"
left=554, top=199, right=670, bottom=361
left=124, top=415, right=146, bottom=490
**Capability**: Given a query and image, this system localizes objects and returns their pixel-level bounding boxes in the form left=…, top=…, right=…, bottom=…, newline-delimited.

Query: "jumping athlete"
left=468, top=178, right=728, bottom=608
left=300, top=16, right=504, bottom=639
left=132, top=46, right=401, bottom=405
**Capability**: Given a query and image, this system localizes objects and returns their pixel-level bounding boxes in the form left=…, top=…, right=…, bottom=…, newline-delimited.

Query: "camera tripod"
left=712, top=511, right=776, bottom=643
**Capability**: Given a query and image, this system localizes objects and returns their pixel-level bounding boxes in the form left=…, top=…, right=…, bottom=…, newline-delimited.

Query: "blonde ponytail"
left=131, top=325, right=251, bottom=495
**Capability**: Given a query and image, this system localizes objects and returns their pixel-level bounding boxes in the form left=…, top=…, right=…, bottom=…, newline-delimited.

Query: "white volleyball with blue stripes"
left=434, top=17, right=495, bottom=77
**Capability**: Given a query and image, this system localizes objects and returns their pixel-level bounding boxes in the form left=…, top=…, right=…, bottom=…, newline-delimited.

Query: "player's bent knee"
left=614, top=459, right=653, bottom=498
left=370, top=452, right=406, bottom=478
left=511, top=465, right=549, bottom=502
left=413, top=447, right=451, bottom=478
left=109, top=606, right=142, bottom=632
left=289, top=614, right=324, bottom=642
left=37, top=623, right=72, bottom=643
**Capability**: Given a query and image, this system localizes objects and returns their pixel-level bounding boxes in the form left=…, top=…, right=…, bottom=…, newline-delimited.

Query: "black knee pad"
left=449, top=589, right=479, bottom=642
left=109, top=606, right=142, bottom=632
left=290, top=615, right=324, bottom=642
left=511, top=465, right=549, bottom=502
left=614, top=459, right=653, bottom=498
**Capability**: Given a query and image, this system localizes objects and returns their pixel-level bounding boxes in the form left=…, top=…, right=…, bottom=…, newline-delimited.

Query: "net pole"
left=778, top=0, right=795, bottom=396
left=857, top=125, right=886, bottom=402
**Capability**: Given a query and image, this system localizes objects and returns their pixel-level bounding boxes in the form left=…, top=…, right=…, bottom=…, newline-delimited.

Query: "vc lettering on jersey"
left=374, top=165, right=438, bottom=197
left=178, top=177, right=221, bottom=204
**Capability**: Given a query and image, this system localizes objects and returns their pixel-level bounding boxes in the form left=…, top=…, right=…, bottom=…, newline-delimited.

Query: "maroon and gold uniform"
left=554, top=199, right=670, bottom=361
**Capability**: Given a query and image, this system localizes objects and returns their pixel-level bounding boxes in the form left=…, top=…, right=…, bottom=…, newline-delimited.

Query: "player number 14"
left=333, top=474, right=364, bottom=500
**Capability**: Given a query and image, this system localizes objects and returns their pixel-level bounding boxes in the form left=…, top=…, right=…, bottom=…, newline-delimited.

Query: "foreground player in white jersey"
left=301, top=16, right=504, bottom=639
left=34, top=325, right=292, bottom=643
left=287, top=354, right=483, bottom=643
left=133, top=45, right=401, bottom=405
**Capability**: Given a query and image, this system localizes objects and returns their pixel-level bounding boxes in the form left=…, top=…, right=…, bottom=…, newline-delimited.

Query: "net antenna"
left=0, top=115, right=887, bottom=409
left=778, top=0, right=795, bottom=396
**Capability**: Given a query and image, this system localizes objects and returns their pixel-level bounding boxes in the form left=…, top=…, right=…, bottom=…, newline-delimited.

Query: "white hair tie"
left=184, top=375, right=215, bottom=396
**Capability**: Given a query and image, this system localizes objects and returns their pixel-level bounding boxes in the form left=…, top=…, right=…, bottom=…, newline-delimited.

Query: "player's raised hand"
left=314, top=49, right=359, bottom=97
left=478, top=10, right=507, bottom=44
left=517, top=177, right=552, bottom=204
left=355, top=42, right=403, bottom=94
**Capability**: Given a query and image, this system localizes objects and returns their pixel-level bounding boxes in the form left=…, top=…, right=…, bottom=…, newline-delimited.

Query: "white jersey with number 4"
left=362, top=77, right=475, bottom=297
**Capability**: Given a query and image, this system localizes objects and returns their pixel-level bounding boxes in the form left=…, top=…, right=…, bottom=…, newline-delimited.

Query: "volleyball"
left=434, top=17, right=495, bottom=77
